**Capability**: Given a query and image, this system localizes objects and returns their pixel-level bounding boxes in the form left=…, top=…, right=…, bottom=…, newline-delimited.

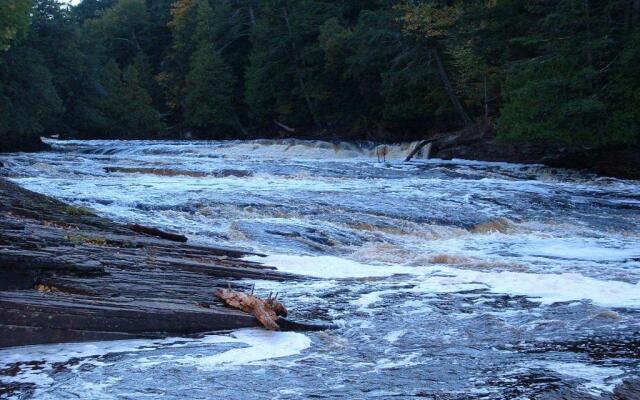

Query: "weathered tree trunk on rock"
left=215, top=288, right=288, bottom=330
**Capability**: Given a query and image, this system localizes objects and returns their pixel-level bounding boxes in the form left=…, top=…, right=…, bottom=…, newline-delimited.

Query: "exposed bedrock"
left=411, top=125, right=640, bottom=180
left=0, top=178, right=315, bottom=348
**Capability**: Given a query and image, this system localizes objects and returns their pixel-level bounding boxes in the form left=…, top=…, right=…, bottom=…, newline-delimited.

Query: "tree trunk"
left=233, top=112, right=248, bottom=136
left=275, top=119, right=296, bottom=132
left=248, top=6, right=256, bottom=27
left=584, top=0, right=593, bottom=66
left=430, top=47, right=473, bottom=127
left=405, top=140, right=428, bottom=162
left=282, top=7, right=321, bottom=128
left=483, top=74, right=489, bottom=121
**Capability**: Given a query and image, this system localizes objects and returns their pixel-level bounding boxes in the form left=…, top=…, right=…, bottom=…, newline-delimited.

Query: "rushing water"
left=1, top=139, right=640, bottom=399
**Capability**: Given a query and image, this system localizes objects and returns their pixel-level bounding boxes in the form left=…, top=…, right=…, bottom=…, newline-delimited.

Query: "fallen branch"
left=214, top=288, right=288, bottom=330
left=274, top=120, right=296, bottom=133
left=405, top=125, right=488, bottom=162
left=405, top=140, right=432, bottom=162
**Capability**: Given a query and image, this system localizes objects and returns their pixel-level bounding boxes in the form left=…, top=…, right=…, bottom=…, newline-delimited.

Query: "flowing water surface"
left=1, top=139, right=640, bottom=399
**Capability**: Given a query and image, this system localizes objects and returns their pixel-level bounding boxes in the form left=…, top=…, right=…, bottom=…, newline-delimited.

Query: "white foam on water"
left=512, top=236, right=640, bottom=262
left=43, top=138, right=434, bottom=162
left=250, top=254, right=640, bottom=308
left=438, top=268, right=640, bottom=307
left=0, top=336, right=229, bottom=397
left=244, top=254, right=416, bottom=278
left=384, top=330, right=406, bottom=343
left=0, top=335, right=234, bottom=368
left=66, top=377, right=122, bottom=400
left=532, top=361, right=624, bottom=394
left=373, top=353, right=421, bottom=371
left=0, top=329, right=309, bottom=394
left=171, top=328, right=311, bottom=369
left=351, top=289, right=398, bottom=312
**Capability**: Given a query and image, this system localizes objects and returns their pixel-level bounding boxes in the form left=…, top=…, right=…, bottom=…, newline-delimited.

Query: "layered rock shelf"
left=0, top=178, right=297, bottom=348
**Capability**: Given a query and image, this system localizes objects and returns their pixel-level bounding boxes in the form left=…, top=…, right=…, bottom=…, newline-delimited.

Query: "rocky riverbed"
left=1, top=139, right=639, bottom=399
left=0, top=177, right=301, bottom=350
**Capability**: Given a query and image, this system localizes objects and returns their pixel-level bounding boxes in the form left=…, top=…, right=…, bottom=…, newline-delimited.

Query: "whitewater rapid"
left=1, top=139, right=639, bottom=399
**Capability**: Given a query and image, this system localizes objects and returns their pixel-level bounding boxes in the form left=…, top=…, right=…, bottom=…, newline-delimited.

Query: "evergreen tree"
left=97, top=59, right=163, bottom=137
left=245, top=0, right=334, bottom=129
left=494, top=0, right=621, bottom=145
left=606, top=27, right=640, bottom=145
left=184, top=43, right=236, bottom=130
left=181, top=0, right=245, bottom=134
left=73, top=0, right=116, bottom=23
left=120, top=64, right=164, bottom=134
left=0, top=47, right=62, bottom=149
left=85, top=0, right=149, bottom=66
left=162, top=0, right=197, bottom=123
left=0, top=0, right=32, bottom=51
left=1, top=0, right=639, bottom=149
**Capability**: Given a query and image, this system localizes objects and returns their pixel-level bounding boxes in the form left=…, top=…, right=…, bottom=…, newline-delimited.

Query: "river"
left=1, top=139, right=639, bottom=399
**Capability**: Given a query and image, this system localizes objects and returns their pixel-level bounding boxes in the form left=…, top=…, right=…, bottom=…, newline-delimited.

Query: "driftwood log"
left=214, top=288, right=288, bottom=330
left=405, top=124, right=488, bottom=162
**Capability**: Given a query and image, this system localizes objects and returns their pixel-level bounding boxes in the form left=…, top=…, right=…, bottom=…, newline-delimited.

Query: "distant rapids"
left=1, top=139, right=639, bottom=399
left=41, top=138, right=432, bottom=161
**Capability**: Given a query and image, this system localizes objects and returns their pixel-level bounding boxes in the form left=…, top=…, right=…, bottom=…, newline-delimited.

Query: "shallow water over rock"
left=1, top=139, right=639, bottom=399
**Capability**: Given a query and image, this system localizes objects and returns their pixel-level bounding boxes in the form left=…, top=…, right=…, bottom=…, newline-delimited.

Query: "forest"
left=1, top=0, right=640, bottom=151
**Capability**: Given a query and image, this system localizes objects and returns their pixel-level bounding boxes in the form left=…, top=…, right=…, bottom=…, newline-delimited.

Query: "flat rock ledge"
left=0, top=178, right=298, bottom=348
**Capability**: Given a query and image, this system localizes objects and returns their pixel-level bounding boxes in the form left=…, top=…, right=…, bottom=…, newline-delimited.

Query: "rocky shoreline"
left=420, top=126, right=640, bottom=180
left=0, top=178, right=305, bottom=348
left=436, top=139, right=640, bottom=180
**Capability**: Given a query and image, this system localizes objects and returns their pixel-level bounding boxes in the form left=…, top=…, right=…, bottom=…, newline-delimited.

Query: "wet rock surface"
left=0, top=178, right=294, bottom=348
left=1, top=140, right=639, bottom=399
left=413, top=126, right=640, bottom=180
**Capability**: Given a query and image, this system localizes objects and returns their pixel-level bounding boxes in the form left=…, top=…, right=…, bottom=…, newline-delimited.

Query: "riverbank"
left=0, top=177, right=299, bottom=348
left=409, top=125, right=640, bottom=180
left=0, top=135, right=50, bottom=154
left=435, top=138, right=640, bottom=180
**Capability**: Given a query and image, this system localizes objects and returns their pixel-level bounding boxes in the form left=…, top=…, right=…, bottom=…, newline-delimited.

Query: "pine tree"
left=120, top=64, right=163, bottom=134
left=181, top=0, right=240, bottom=133
left=494, top=0, right=615, bottom=145
left=0, top=0, right=31, bottom=51
left=0, top=48, right=62, bottom=146
left=184, top=42, right=235, bottom=130
left=245, top=0, right=334, bottom=128
left=98, top=59, right=163, bottom=137
left=606, top=29, right=640, bottom=145
left=1, top=0, right=639, bottom=148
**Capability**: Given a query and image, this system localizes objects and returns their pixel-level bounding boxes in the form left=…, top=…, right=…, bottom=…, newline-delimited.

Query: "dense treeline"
left=1, top=0, right=639, bottom=150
